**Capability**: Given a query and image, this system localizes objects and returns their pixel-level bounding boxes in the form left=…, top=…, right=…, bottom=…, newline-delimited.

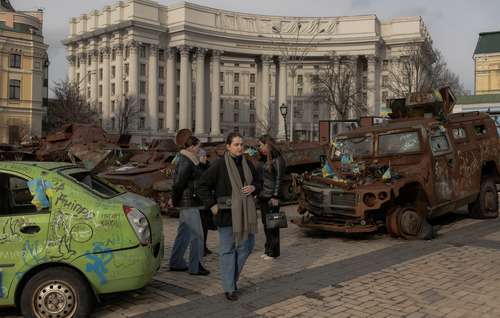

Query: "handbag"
left=216, top=196, right=232, bottom=211
left=265, top=207, right=288, bottom=229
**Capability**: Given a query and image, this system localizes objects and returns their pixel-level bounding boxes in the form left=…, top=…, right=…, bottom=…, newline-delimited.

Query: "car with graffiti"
left=293, top=88, right=500, bottom=239
left=0, top=161, right=164, bottom=317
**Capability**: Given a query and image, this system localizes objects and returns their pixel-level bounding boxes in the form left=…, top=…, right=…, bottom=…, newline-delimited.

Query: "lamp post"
left=280, top=103, right=289, bottom=142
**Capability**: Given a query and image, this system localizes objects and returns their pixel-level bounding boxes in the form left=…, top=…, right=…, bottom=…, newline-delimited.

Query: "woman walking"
left=169, top=136, right=210, bottom=276
left=258, top=135, right=286, bottom=259
left=197, top=132, right=260, bottom=301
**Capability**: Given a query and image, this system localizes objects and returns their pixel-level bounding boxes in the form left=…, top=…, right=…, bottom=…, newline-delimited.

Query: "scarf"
left=180, top=149, right=200, bottom=166
left=224, top=152, right=258, bottom=245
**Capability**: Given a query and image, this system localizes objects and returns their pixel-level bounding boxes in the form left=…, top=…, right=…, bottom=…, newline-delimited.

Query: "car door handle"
left=20, top=225, right=41, bottom=234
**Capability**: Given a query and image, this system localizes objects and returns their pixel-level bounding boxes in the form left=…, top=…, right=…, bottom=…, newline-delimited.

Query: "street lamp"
left=280, top=103, right=289, bottom=142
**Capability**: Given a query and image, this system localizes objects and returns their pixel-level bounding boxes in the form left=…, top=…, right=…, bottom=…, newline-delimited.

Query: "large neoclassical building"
left=64, top=0, right=433, bottom=141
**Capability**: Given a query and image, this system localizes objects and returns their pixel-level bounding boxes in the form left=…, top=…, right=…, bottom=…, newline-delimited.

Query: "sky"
left=14, top=0, right=500, bottom=95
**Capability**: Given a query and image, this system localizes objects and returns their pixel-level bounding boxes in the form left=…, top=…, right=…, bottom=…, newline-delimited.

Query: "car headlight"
left=123, top=206, right=151, bottom=246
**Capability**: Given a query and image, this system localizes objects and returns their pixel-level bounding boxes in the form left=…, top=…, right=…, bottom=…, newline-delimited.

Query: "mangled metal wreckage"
left=293, top=88, right=500, bottom=239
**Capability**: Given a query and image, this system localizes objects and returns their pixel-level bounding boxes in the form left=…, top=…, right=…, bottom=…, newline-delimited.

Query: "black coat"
left=171, top=154, right=203, bottom=208
left=197, top=155, right=260, bottom=227
left=259, top=155, right=286, bottom=199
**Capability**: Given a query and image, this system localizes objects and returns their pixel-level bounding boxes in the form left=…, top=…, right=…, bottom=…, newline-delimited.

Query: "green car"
left=0, top=162, right=164, bottom=317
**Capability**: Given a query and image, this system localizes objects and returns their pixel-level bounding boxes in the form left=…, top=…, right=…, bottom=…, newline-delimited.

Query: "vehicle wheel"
left=386, top=208, right=400, bottom=238
left=468, top=177, right=499, bottom=219
left=280, top=181, right=299, bottom=202
left=20, top=267, right=95, bottom=318
left=395, top=206, right=433, bottom=240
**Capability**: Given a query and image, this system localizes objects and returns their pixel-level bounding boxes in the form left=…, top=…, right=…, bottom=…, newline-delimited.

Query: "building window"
left=111, top=83, right=115, bottom=96
left=124, top=81, right=129, bottom=93
left=140, top=64, right=146, bottom=76
left=140, top=81, right=146, bottom=95
left=159, top=101, right=164, bottom=113
left=87, top=71, right=91, bottom=82
left=250, top=113, right=255, bottom=123
left=234, top=63, right=239, bottom=67
left=382, top=91, right=388, bottom=104
left=159, top=83, right=164, bottom=96
left=363, top=76, right=368, bottom=89
left=234, top=86, right=239, bottom=95
left=234, top=100, right=239, bottom=110
left=314, top=65, right=319, bottom=71
left=139, top=46, right=147, bottom=58
left=112, top=50, right=116, bottom=61
left=297, top=75, right=303, bottom=84
left=220, top=72, right=224, bottom=82
left=10, top=54, right=21, bottom=68
left=250, top=63, right=255, bottom=68
left=111, top=118, right=115, bottom=130
left=99, top=68, right=103, bottom=80
left=220, top=112, right=224, bottom=123
left=234, top=113, right=239, bottom=122
left=98, top=102, right=103, bottom=114
left=220, top=86, right=224, bottom=94
left=140, top=99, right=146, bottom=112
left=125, top=47, right=129, bottom=59
left=158, top=118, right=164, bottom=130
left=77, top=73, right=80, bottom=83
left=297, top=87, right=303, bottom=96
left=250, top=73, right=256, bottom=83
left=111, top=100, right=115, bottom=112
left=87, top=87, right=91, bottom=99
left=159, top=66, right=164, bottom=79
left=9, top=79, right=20, bottom=100
left=124, top=63, right=129, bottom=76
left=88, top=55, right=91, bottom=66
left=234, top=73, right=239, bottom=82
left=99, top=85, right=103, bottom=97
left=77, top=58, right=80, bottom=68
left=111, top=66, right=116, bottom=79
left=249, top=100, right=255, bottom=110
left=382, top=75, right=389, bottom=88
left=383, top=60, right=389, bottom=71
left=313, top=101, right=319, bottom=111
left=313, top=113, right=319, bottom=120
left=139, top=117, right=146, bottom=129
left=159, top=49, right=164, bottom=61
left=363, top=93, right=368, bottom=104
left=99, top=53, right=103, bottom=63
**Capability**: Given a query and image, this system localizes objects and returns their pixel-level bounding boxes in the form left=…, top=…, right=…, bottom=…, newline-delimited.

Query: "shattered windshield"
left=378, top=131, right=421, bottom=156
left=331, top=135, right=373, bottom=160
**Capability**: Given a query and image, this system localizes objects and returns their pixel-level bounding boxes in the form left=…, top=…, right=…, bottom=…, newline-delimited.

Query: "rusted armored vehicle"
left=293, top=88, right=500, bottom=239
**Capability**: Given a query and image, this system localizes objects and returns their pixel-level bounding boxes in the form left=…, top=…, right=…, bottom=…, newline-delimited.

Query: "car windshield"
left=378, top=131, right=421, bottom=155
left=332, top=135, right=373, bottom=160
left=68, top=171, right=122, bottom=197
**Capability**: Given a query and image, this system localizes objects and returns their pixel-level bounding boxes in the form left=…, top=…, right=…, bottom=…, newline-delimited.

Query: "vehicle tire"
left=20, top=267, right=95, bottom=318
left=386, top=208, right=400, bottom=238
left=280, top=181, right=299, bottom=202
left=468, top=177, right=499, bottom=219
left=395, top=206, right=433, bottom=240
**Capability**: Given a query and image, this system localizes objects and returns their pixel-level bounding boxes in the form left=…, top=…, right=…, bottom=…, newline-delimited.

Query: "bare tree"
left=115, top=96, right=140, bottom=135
left=311, top=56, right=368, bottom=120
left=45, top=79, right=98, bottom=133
left=386, top=45, right=465, bottom=97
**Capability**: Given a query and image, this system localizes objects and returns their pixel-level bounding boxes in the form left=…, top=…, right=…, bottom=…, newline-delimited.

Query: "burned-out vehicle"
left=293, top=88, right=500, bottom=239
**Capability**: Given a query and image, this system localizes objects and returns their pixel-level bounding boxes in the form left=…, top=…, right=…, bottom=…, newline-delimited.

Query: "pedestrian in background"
left=197, top=132, right=260, bottom=301
left=198, top=148, right=216, bottom=256
left=168, top=136, right=210, bottom=276
left=258, top=135, right=286, bottom=260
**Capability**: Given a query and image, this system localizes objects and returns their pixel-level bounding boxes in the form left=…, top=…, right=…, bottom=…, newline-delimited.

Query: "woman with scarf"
left=169, top=136, right=210, bottom=276
left=257, top=135, right=286, bottom=259
left=197, top=132, right=260, bottom=301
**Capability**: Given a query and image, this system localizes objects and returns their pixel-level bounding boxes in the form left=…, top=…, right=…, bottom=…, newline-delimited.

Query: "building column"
left=90, top=50, right=98, bottom=106
left=349, top=55, right=359, bottom=119
left=166, top=47, right=177, bottom=132
left=128, top=41, right=139, bottom=103
left=148, top=44, right=159, bottom=132
left=277, top=56, right=288, bottom=140
left=195, top=48, right=207, bottom=135
left=179, top=45, right=191, bottom=130
left=67, top=55, right=76, bottom=84
left=259, top=55, right=272, bottom=135
left=78, top=52, right=87, bottom=96
left=367, top=55, right=377, bottom=115
left=114, top=44, right=124, bottom=120
left=210, top=50, right=222, bottom=137
left=102, top=47, right=111, bottom=126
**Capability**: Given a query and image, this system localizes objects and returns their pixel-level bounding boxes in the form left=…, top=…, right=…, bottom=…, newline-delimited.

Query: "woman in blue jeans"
left=197, top=132, right=260, bottom=301
left=169, top=136, right=209, bottom=276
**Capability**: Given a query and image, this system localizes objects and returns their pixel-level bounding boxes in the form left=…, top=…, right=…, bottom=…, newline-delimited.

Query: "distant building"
left=455, top=94, right=500, bottom=113
left=474, top=31, right=500, bottom=95
left=64, top=0, right=433, bottom=141
left=0, top=0, right=49, bottom=144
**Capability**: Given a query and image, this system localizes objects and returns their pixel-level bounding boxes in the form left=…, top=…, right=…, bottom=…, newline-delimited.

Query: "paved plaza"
left=2, top=205, right=500, bottom=318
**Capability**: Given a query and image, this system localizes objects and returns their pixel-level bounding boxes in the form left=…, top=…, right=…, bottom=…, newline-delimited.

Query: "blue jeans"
left=169, top=207, right=204, bottom=273
left=218, top=226, right=255, bottom=293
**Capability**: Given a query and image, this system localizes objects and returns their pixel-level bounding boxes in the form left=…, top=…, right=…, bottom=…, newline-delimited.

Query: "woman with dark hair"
left=258, top=135, right=286, bottom=259
left=197, top=132, right=260, bottom=301
left=168, top=135, right=209, bottom=276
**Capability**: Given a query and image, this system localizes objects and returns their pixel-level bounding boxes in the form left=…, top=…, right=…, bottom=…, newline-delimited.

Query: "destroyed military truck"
left=293, top=87, right=500, bottom=239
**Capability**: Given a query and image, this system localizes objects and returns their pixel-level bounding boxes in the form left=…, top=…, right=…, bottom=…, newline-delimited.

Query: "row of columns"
left=68, top=42, right=379, bottom=138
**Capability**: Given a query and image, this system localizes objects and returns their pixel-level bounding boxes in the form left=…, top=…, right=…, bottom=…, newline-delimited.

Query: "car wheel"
left=395, top=206, right=433, bottom=240
left=280, top=181, right=299, bottom=202
left=20, top=267, right=95, bottom=318
left=468, top=177, right=499, bottom=219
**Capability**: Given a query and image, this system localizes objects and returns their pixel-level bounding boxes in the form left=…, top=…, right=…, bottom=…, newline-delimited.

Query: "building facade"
left=474, top=31, right=500, bottom=95
left=64, top=0, right=432, bottom=141
left=0, top=0, right=48, bottom=144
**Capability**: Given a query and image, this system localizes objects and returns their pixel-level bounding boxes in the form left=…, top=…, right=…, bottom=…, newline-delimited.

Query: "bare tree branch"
left=115, top=95, right=140, bottom=135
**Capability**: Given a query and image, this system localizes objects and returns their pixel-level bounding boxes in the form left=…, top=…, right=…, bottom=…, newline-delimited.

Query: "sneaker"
left=190, top=264, right=210, bottom=276
left=169, top=266, right=188, bottom=272
left=260, top=254, right=268, bottom=258
left=262, top=255, right=274, bottom=260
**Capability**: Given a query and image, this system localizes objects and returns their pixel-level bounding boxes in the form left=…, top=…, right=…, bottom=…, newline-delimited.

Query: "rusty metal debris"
left=295, top=87, right=500, bottom=239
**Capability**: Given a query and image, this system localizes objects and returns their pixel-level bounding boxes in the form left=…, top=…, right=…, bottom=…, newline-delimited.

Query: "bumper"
left=291, top=215, right=378, bottom=233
